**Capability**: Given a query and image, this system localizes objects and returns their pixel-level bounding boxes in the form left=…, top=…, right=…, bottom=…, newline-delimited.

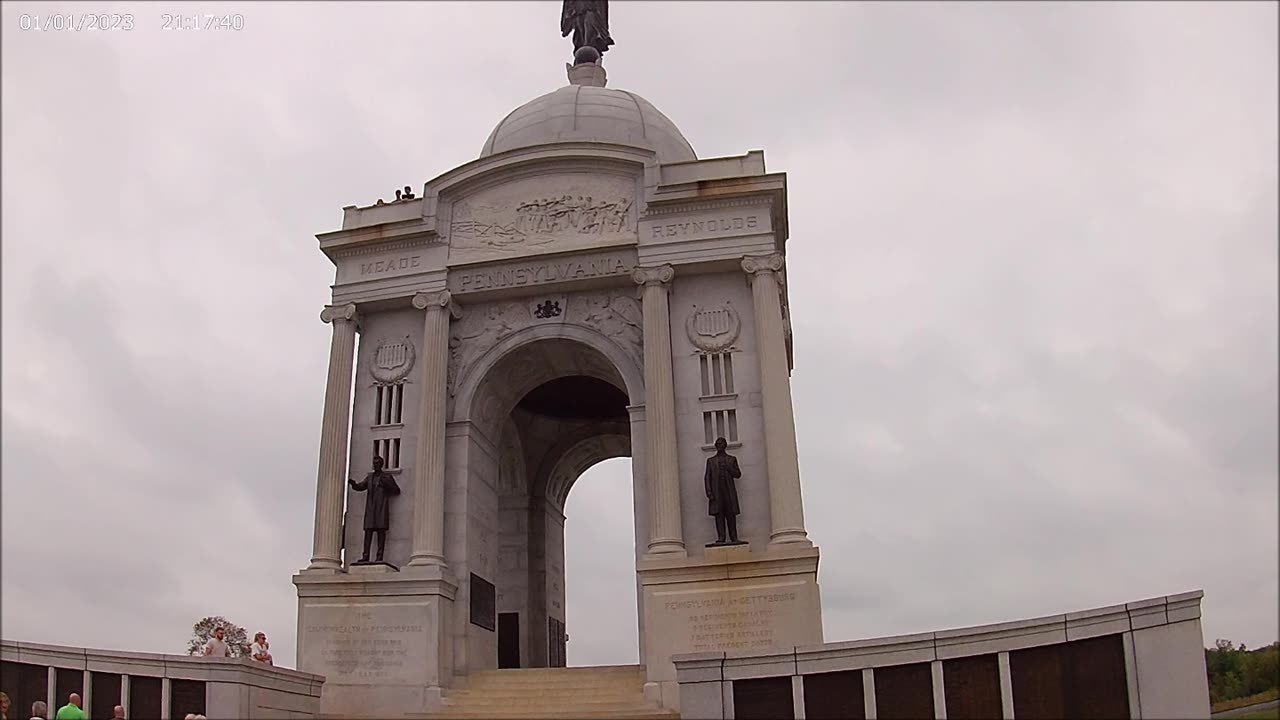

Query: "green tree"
left=186, top=616, right=250, bottom=657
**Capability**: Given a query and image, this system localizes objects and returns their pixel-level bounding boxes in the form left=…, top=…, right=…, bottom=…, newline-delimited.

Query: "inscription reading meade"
left=361, top=255, right=422, bottom=276
left=455, top=255, right=631, bottom=293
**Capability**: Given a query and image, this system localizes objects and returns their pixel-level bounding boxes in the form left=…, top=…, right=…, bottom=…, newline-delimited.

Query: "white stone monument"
left=293, top=51, right=822, bottom=715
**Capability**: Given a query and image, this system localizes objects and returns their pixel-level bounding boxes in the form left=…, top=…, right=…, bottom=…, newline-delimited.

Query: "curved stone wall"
left=673, top=590, right=1210, bottom=719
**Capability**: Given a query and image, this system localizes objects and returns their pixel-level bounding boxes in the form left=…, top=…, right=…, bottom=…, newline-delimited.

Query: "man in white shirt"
left=202, top=626, right=230, bottom=657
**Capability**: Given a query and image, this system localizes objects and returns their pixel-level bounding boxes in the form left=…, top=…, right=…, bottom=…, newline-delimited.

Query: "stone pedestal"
left=636, top=544, right=823, bottom=709
left=293, top=567, right=457, bottom=717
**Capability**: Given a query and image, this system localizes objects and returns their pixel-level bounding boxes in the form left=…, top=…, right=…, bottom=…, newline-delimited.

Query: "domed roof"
left=480, top=84, right=697, bottom=164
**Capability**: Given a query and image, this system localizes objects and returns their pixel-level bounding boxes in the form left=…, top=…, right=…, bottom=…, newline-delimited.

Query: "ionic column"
left=407, top=290, right=456, bottom=567
left=632, top=265, right=685, bottom=555
left=742, top=254, right=810, bottom=546
left=308, top=303, right=360, bottom=570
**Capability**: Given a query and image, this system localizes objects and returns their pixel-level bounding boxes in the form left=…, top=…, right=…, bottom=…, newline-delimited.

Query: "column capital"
left=741, top=253, right=785, bottom=277
left=413, top=290, right=462, bottom=319
left=632, top=264, right=675, bottom=287
left=320, top=303, right=358, bottom=324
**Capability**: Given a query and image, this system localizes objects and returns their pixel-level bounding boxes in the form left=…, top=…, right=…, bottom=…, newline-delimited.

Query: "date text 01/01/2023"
left=17, top=14, right=134, bottom=31
left=160, top=14, right=245, bottom=31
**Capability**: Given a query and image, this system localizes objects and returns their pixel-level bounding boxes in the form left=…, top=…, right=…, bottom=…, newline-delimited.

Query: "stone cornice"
left=329, top=236, right=436, bottom=260
left=641, top=196, right=773, bottom=218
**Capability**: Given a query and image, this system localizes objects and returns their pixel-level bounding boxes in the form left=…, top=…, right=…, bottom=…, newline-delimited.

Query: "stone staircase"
left=415, top=665, right=679, bottom=719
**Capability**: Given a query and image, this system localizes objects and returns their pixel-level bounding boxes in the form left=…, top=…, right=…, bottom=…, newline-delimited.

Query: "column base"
left=406, top=553, right=448, bottom=568
left=768, top=528, right=813, bottom=548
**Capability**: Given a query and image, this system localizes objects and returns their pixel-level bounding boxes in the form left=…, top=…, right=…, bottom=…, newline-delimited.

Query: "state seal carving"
left=686, top=303, right=741, bottom=352
left=370, top=336, right=416, bottom=383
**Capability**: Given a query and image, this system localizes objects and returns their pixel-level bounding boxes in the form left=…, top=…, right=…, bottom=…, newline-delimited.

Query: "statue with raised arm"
left=704, top=437, right=745, bottom=546
left=561, top=0, right=614, bottom=63
left=348, top=455, right=401, bottom=564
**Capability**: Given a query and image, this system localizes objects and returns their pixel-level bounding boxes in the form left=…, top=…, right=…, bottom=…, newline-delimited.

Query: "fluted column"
left=407, top=290, right=456, bottom=567
left=742, top=254, right=810, bottom=546
left=308, top=303, right=360, bottom=570
left=633, top=265, right=685, bottom=555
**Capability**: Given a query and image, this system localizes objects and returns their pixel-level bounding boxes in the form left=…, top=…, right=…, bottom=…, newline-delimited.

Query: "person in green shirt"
left=53, top=694, right=85, bottom=720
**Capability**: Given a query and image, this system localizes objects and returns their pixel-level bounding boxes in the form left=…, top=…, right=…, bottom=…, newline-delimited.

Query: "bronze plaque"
left=1063, top=634, right=1129, bottom=718
left=944, top=654, right=1002, bottom=719
left=1011, top=643, right=1065, bottom=719
left=873, top=662, right=934, bottom=720
left=90, top=672, right=122, bottom=720
left=1013, top=634, right=1130, bottom=719
left=129, top=676, right=162, bottom=720
left=470, top=572, right=496, bottom=632
left=1, top=661, right=51, bottom=720
left=803, top=670, right=865, bottom=720
left=733, top=676, right=795, bottom=720
left=169, top=679, right=206, bottom=719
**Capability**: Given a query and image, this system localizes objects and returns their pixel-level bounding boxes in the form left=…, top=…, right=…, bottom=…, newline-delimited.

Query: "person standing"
left=202, top=626, right=230, bottom=657
left=110, top=706, right=124, bottom=719
left=28, top=701, right=46, bottom=720
left=53, top=694, right=84, bottom=720
left=250, top=632, right=273, bottom=665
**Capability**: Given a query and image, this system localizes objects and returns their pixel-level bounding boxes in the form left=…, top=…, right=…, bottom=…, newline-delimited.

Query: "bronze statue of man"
left=704, top=437, right=744, bottom=545
left=348, top=456, right=401, bottom=563
left=561, top=0, right=614, bottom=58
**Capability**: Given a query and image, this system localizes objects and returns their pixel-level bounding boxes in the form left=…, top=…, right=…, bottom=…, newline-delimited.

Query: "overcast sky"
left=2, top=1, right=1275, bottom=669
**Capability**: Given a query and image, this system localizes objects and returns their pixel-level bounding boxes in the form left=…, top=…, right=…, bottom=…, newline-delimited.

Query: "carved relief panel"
left=447, top=289, right=644, bottom=399
left=445, top=173, right=639, bottom=265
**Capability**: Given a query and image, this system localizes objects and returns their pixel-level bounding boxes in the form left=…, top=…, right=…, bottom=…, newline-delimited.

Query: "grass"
left=1235, top=709, right=1279, bottom=720
left=1215, top=689, right=1280, bottom=713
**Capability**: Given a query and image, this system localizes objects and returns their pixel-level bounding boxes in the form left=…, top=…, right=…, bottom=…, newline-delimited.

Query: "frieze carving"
left=447, top=290, right=644, bottom=397
left=370, top=336, right=416, bottom=384
left=567, top=291, right=643, bottom=363
left=687, top=303, right=741, bottom=353
left=447, top=173, right=637, bottom=264
left=448, top=301, right=534, bottom=396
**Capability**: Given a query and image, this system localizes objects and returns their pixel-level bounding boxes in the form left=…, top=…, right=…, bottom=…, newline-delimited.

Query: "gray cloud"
left=2, top=1, right=1275, bottom=670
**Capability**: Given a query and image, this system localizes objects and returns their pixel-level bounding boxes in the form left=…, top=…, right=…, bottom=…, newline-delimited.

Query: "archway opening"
left=564, top=456, right=638, bottom=666
left=468, top=335, right=642, bottom=672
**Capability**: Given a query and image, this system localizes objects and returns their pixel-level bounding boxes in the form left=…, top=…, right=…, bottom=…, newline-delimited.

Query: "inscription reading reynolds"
left=651, top=214, right=760, bottom=240
left=666, top=591, right=797, bottom=652
left=453, top=255, right=632, bottom=293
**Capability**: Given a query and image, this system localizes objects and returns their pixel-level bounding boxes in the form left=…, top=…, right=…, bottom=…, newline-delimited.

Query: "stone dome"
left=480, top=84, right=697, bottom=164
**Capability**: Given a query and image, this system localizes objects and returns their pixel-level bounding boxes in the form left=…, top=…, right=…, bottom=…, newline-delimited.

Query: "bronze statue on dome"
left=561, top=1, right=614, bottom=64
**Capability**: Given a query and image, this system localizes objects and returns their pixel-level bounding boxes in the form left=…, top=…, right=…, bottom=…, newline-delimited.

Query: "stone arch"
left=533, top=423, right=632, bottom=512
left=451, top=322, right=644, bottom=427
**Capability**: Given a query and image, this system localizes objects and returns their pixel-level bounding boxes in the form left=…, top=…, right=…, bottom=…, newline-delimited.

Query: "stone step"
left=417, top=665, right=672, bottom=720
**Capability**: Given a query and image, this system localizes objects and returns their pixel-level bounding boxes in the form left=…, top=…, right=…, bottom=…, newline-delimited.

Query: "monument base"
left=293, top=565, right=457, bottom=717
left=637, top=543, right=822, bottom=710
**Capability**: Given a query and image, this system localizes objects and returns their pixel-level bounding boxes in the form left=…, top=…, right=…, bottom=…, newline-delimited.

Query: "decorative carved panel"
left=687, top=302, right=741, bottom=352
left=447, top=173, right=637, bottom=265
left=370, top=336, right=415, bottom=384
